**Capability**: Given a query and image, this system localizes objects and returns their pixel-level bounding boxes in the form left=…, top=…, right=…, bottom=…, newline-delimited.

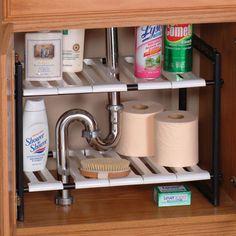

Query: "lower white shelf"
left=24, top=149, right=210, bottom=192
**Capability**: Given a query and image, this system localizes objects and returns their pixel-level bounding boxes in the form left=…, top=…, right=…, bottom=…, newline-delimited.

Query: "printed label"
left=25, top=130, right=47, bottom=155
left=166, top=24, right=192, bottom=42
left=135, top=25, right=162, bottom=79
left=26, top=36, right=62, bottom=80
left=164, top=24, right=193, bottom=72
left=158, top=185, right=187, bottom=193
left=161, top=194, right=188, bottom=202
left=136, top=25, right=162, bottom=47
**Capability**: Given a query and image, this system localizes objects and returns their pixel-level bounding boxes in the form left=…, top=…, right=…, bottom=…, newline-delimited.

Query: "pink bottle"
left=134, top=25, right=162, bottom=79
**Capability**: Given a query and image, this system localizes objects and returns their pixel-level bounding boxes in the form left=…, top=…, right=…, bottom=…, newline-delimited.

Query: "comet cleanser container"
left=164, top=24, right=193, bottom=73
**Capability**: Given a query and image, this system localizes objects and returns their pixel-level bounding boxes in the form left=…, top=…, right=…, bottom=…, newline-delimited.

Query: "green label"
left=164, top=24, right=193, bottom=72
left=63, top=30, right=69, bottom=35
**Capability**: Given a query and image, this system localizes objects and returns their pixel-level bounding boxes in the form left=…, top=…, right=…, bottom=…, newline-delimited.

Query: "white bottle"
left=25, top=32, right=63, bottom=81
left=62, top=29, right=85, bottom=72
left=23, top=99, right=49, bottom=172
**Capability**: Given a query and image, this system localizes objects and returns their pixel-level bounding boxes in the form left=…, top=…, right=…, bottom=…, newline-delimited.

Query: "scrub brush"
left=79, top=157, right=130, bottom=179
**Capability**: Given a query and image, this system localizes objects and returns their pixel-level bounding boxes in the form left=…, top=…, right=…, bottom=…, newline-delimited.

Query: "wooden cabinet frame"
left=1, top=1, right=236, bottom=236
left=0, top=24, right=16, bottom=236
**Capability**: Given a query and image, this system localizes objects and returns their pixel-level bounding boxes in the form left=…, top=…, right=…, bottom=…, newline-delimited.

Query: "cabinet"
left=1, top=1, right=236, bottom=236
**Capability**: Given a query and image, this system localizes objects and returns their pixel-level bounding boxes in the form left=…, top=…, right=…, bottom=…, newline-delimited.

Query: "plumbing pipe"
left=55, top=28, right=122, bottom=205
left=55, top=109, right=98, bottom=205
left=88, top=27, right=122, bottom=150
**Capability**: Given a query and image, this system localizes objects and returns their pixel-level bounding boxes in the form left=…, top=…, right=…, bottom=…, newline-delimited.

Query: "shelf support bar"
left=179, top=88, right=187, bottom=110
left=193, top=33, right=222, bottom=206
left=15, top=62, right=24, bottom=221
left=212, top=51, right=221, bottom=206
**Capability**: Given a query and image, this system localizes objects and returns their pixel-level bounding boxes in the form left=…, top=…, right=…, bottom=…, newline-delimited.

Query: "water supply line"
left=55, top=27, right=122, bottom=205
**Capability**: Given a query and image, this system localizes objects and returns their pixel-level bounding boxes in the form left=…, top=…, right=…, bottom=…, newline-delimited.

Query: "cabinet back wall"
left=14, top=27, right=199, bottom=152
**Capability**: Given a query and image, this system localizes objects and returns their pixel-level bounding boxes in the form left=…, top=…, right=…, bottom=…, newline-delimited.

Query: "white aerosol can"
left=23, top=99, right=49, bottom=172
left=62, top=29, right=85, bottom=72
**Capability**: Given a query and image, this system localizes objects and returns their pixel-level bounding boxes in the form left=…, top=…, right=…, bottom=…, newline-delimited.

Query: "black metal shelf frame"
left=14, top=33, right=222, bottom=221
left=192, top=34, right=222, bottom=206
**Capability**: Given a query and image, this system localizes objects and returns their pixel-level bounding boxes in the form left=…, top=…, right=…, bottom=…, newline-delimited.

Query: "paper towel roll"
left=154, top=110, right=198, bottom=167
left=116, top=100, right=164, bottom=157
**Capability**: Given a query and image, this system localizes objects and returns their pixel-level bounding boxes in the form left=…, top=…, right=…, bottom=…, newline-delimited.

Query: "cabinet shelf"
left=23, top=57, right=206, bottom=97
left=24, top=148, right=210, bottom=193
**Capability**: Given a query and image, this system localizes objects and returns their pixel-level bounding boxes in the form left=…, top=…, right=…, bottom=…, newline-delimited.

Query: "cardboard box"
left=153, top=185, right=191, bottom=207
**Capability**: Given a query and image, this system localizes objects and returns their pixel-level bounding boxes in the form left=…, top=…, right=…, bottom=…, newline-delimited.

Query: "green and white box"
left=153, top=185, right=191, bottom=207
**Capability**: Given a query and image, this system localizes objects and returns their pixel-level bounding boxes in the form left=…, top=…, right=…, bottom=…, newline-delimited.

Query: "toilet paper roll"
left=116, top=100, right=164, bottom=157
left=154, top=110, right=198, bottom=167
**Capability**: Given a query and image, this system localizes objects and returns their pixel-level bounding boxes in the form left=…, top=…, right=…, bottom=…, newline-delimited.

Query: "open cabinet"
left=1, top=1, right=236, bottom=236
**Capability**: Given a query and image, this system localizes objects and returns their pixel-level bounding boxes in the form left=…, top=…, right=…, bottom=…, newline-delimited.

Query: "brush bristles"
left=80, top=158, right=130, bottom=172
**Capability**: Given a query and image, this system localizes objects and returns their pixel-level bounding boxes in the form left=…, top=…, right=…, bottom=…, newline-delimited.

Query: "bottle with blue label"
left=23, top=98, right=49, bottom=172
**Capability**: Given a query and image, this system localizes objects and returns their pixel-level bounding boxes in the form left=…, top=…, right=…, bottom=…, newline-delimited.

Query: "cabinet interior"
left=14, top=27, right=200, bottom=152
left=12, top=23, right=236, bottom=233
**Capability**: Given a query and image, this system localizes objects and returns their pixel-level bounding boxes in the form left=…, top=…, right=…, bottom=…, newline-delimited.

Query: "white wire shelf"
left=23, top=57, right=206, bottom=97
left=24, top=149, right=210, bottom=192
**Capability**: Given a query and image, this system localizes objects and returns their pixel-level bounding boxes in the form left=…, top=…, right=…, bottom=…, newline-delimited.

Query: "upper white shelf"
left=23, top=57, right=206, bottom=97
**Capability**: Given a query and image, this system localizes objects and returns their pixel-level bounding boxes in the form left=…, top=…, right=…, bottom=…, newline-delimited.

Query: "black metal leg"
left=15, top=63, right=24, bottom=221
left=179, top=88, right=187, bottom=110
left=193, top=33, right=222, bottom=206
left=212, top=52, right=221, bottom=206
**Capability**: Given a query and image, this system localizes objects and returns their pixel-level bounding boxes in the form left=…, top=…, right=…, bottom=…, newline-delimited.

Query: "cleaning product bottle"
left=23, top=98, right=49, bottom=172
left=164, top=24, right=193, bottom=72
left=62, top=29, right=85, bottom=72
left=134, top=25, right=162, bottom=79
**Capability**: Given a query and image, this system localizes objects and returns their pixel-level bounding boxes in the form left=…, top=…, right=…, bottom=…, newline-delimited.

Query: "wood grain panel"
left=0, top=24, right=16, bottom=236
left=200, top=23, right=236, bottom=202
left=3, top=0, right=236, bottom=31
left=16, top=185, right=236, bottom=236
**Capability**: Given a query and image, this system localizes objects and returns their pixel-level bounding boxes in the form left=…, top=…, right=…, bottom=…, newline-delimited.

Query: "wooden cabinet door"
left=0, top=24, right=16, bottom=236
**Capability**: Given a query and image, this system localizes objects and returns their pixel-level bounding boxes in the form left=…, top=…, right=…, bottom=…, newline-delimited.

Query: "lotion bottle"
left=62, top=29, right=85, bottom=72
left=23, top=98, right=49, bottom=172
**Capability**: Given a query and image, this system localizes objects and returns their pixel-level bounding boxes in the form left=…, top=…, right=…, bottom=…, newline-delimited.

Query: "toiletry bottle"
left=62, top=29, right=85, bottom=72
left=25, top=32, right=63, bottom=81
left=23, top=98, right=49, bottom=172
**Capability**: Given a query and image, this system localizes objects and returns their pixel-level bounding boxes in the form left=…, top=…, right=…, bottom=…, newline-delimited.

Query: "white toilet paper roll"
left=116, top=100, right=164, bottom=157
left=154, top=110, right=198, bottom=167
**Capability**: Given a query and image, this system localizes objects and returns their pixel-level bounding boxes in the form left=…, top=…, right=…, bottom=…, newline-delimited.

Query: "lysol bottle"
left=164, top=24, right=193, bottom=73
left=134, top=25, right=162, bottom=79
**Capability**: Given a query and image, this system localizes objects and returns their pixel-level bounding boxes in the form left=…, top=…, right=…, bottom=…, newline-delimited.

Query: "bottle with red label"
left=164, top=24, right=193, bottom=73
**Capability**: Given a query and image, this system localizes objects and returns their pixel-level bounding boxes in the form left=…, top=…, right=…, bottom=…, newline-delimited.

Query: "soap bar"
left=153, top=185, right=191, bottom=207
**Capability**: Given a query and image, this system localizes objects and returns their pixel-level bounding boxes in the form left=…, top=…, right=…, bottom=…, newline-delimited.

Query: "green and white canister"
left=164, top=24, right=193, bottom=73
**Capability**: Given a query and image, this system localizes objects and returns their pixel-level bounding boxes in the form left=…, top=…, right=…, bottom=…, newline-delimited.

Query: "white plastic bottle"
left=23, top=99, right=49, bottom=172
left=62, top=29, right=85, bottom=72
left=25, top=32, right=63, bottom=81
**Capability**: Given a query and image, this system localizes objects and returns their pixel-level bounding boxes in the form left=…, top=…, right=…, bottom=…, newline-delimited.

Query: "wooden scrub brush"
left=79, top=158, right=130, bottom=179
